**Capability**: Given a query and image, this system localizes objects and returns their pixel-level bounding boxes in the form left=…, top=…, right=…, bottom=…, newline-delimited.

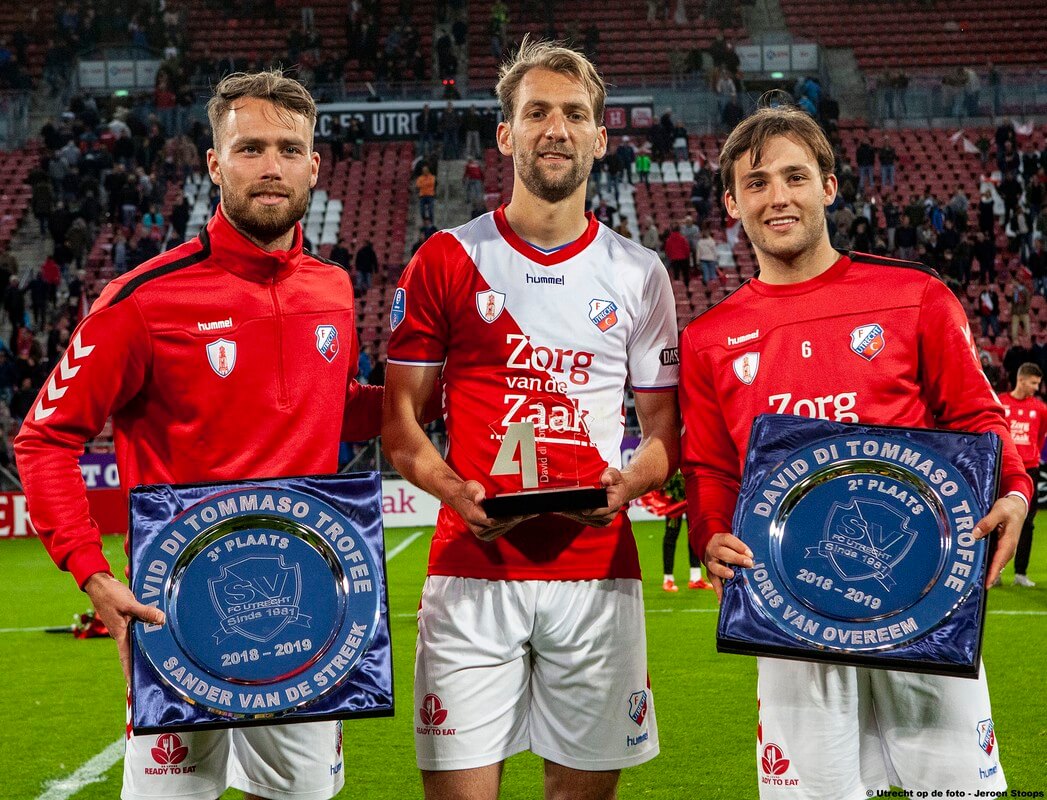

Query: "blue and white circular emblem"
left=737, top=433, right=986, bottom=653
left=132, top=487, right=382, bottom=718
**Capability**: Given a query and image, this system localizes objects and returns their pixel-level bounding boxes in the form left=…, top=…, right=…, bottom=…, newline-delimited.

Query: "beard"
left=513, top=141, right=594, bottom=204
left=221, top=182, right=309, bottom=246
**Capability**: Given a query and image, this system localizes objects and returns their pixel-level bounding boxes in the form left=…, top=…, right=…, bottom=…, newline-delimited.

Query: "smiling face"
left=724, top=134, right=837, bottom=272
left=207, top=96, right=319, bottom=250
left=496, top=67, right=606, bottom=205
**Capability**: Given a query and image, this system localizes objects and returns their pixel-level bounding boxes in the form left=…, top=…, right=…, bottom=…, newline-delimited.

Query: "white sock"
left=663, top=573, right=674, bottom=583
left=690, top=567, right=701, bottom=582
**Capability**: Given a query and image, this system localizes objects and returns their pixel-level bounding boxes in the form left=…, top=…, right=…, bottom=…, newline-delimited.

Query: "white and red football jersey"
left=679, top=252, right=1033, bottom=562
left=999, top=392, right=1047, bottom=468
left=388, top=206, right=679, bottom=580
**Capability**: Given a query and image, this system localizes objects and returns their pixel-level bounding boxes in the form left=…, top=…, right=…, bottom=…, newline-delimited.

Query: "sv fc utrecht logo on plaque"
left=206, top=339, right=236, bottom=377
left=476, top=290, right=506, bottom=323
left=733, top=352, right=759, bottom=384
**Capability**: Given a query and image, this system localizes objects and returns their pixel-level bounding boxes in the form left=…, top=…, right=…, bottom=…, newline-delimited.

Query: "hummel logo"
left=198, top=317, right=233, bottom=332
left=35, top=332, right=95, bottom=421
left=727, top=330, right=759, bottom=346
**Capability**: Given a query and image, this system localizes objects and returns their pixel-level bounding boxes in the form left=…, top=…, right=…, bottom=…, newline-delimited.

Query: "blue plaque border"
left=717, top=415, right=1000, bottom=679
left=129, top=472, right=393, bottom=733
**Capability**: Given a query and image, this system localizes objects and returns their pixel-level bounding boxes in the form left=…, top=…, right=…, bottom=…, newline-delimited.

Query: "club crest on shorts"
left=814, top=499, right=918, bottom=590
left=390, top=287, right=407, bottom=331
left=208, top=555, right=309, bottom=643
left=151, top=732, right=188, bottom=766
left=589, top=299, right=619, bottom=332
left=315, top=325, right=339, bottom=362
left=850, top=323, right=886, bottom=360
left=476, top=289, right=506, bottom=323
left=628, top=690, right=648, bottom=726
left=977, top=718, right=995, bottom=755
left=206, top=339, right=236, bottom=378
left=733, top=352, right=759, bottom=384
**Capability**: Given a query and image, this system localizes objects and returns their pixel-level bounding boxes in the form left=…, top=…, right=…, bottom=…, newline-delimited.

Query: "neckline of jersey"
left=207, top=205, right=305, bottom=283
left=493, top=204, right=600, bottom=266
left=746, top=252, right=850, bottom=297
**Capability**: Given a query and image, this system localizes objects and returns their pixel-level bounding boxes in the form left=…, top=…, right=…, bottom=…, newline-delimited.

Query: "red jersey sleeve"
left=387, top=234, right=454, bottom=366
left=917, top=278, right=1033, bottom=502
left=679, top=323, right=741, bottom=562
left=13, top=287, right=151, bottom=588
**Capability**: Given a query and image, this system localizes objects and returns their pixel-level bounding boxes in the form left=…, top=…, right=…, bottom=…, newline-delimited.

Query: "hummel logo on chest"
left=197, top=317, right=233, bottom=332
left=727, top=329, right=759, bottom=346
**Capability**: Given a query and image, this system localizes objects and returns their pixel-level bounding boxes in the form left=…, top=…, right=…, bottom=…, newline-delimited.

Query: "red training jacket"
left=14, top=207, right=382, bottom=588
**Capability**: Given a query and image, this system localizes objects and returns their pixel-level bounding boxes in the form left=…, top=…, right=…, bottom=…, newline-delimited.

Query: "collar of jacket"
left=205, top=204, right=304, bottom=283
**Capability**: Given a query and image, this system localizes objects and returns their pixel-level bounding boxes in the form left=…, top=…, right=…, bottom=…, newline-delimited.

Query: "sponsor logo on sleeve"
left=660, top=347, right=679, bottom=366
left=206, top=339, right=236, bottom=378
left=390, top=288, right=407, bottom=331
left=315, top=325, right=339, bottom=362
left=476, top=289, right=507, bottom=323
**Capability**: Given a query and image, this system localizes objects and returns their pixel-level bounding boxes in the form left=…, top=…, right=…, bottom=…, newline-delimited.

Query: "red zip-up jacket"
left=14, top=208, right=383, bottom=588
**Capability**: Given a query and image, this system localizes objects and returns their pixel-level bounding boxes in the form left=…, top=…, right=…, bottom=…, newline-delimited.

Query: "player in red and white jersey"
left=679, top=105, right=1029, bottom=800
left=999, top=362, right=1046, bottom=586
left=383, top=38, right=679, bottom=800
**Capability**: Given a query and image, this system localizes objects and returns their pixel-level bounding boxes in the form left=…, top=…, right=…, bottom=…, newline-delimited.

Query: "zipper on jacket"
left=269, top=281, right=288, bottom=407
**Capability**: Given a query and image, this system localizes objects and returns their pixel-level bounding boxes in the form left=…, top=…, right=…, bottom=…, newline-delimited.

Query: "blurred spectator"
left=1009, top=279, right=1031, bottom=340
left=978, top=284, right=1001, bottom=339
left=416, top=165, right=436, bottom=224
left=664, top=225, right=691, bottom=284
left=355, top=240, right=378, bottom=292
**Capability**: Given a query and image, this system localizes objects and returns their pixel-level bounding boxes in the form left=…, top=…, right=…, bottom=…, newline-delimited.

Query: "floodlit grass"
left=1, top=522, right=1044, bottom=799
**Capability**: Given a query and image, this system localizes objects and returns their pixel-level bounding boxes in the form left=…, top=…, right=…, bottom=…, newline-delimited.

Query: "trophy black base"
left=482, top=486, right=608, bottom=518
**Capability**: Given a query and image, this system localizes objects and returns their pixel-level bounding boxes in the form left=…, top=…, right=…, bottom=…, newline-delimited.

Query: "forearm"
left=383, top=419, right=465, bottom=505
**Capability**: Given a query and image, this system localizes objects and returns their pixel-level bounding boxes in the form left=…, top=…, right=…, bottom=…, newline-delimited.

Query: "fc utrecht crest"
left=733, top=352, right=759, bottom=384
left=315, top=325, right=339, bottom=362
left=850, top=323, right=886, bottom=361
left=589, top=299, right=619, bottom=332
left=476, top=289, right=506, bottom=323
left=206, top=339, right=236, bottom=378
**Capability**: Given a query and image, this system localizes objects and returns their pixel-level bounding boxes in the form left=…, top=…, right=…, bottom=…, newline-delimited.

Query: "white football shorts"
left=414, top=576, right=659, bottom=772
left=754, top=658, right=1005, bottom=800
left=122, top=711, right=345, bottom=800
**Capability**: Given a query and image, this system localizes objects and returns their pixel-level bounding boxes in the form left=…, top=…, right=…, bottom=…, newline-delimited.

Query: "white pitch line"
left=36, top=738, right=124, bottom=800
left=34, top=529, right=428, bottom=799
left=642, top=608, right=1047, bottom=616
left=386, top=530, right=425, bottom=561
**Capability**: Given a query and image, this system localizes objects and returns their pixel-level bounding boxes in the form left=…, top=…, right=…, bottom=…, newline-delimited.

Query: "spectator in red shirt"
left=664, top=224, right=691, bottom=284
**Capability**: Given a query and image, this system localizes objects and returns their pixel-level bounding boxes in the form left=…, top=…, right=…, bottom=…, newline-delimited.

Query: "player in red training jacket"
left=679, top=105, right=1029, bottom=799
left=15, top=71, right=381, bottom=800
left=999, top=361, right=1047, bottom=586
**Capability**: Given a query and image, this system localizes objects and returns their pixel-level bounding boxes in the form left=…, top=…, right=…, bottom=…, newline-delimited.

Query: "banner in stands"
left=315, top=96, right=655, bottom=141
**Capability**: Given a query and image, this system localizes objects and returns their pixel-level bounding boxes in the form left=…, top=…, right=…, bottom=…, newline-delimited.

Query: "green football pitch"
left=1, top=522, right=1044, bottom=800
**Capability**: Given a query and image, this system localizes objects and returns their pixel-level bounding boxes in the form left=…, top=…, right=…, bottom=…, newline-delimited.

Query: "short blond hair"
left=495, top=36, right=606, bottom=124
left=207, top=69, right=317, bottom=150
left=719, top=105, right=835, bottom=197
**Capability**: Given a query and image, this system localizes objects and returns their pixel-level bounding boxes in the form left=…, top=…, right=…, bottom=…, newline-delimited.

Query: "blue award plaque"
left=718, top=414, right=1001, bottom=678
left=129, top=473, right=393, bottom=733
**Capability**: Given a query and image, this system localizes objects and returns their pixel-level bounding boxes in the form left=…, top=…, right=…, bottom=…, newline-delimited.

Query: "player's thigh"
left=421, top=763, right=503, bottom=800
left=756, top=658, right=888, bottom=800
left=122, top=728, right=230, bottom=800
left=529, top=579, right=658, bottom=771
left=415, top=576, right=535, bottom=771
left=871, top=664, right=1005, bottom=792
left=544, top=761, right=620, bottom=800
left=229, top=720, right=344, bottom=800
